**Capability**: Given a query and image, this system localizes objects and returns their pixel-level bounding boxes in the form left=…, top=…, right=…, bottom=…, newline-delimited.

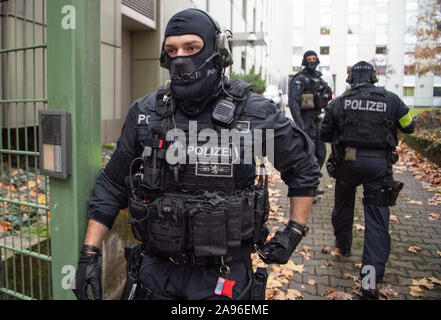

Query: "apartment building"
left=0, top=0, right=293, bottom=144
left=291, top=0, right=441, bottom=108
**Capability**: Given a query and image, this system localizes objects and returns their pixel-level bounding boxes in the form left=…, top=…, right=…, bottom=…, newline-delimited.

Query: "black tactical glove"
left=73, top=253, right=103, bottom=300
left=259, top=223, right=302, bottom=265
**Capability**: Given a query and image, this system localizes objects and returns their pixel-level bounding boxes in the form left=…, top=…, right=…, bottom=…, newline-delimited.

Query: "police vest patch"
left=195, top=163, right=233, bottom=177
left=344, top=100, right=387, bottom=113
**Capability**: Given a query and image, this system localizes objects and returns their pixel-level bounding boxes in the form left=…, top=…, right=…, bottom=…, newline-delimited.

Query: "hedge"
left=401, top=133, right=441, bottom=167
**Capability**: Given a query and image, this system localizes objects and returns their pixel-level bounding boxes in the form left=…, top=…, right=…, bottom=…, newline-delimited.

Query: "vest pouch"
left=253, top=188, right=267, bottom=244
left=143, top=167, right=162, bottom=191
left=193, top=209, right=227, bottom=257
left=147, top=198, right=185, bottom=254
left=225, top=196, right=243, bottom=248
left=128, top=197, right=150, bottom=242
left=240, top=190, right=255, bottom=241
left=301, top=93, right=315, bottom=110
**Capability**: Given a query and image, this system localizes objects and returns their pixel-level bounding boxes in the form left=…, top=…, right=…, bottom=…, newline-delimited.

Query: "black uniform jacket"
left=88, top=88, right=323, bottom=230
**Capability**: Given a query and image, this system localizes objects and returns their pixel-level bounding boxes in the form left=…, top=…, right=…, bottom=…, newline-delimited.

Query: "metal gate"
left=0, top=0, right=51, bottom=300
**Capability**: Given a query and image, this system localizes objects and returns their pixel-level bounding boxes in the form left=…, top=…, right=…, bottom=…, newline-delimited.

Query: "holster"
left=250, top=268, right=268, bottom=300
left=120, top=244, right=146, bottom=300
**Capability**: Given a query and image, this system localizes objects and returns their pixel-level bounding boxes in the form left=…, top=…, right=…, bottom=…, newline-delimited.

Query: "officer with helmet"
left=289, top=51, right=333, bottom=200
left=72, top=9, right=321, bottom=300
left=320, top=61, right=414, bottom=299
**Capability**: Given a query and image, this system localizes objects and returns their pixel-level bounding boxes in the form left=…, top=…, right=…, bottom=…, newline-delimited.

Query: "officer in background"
left=320, top=61, right=414, bottom=300
left=288, top=51, right=332, bottom=200
left=72, top=9, right=321, bottom=301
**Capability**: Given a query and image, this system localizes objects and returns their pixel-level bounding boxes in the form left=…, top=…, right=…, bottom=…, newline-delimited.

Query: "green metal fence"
left=0, top=0, right=51, bottom=300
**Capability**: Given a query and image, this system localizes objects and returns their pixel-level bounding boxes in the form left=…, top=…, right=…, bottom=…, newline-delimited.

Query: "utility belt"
left=126, top=187, right=269, bottom=266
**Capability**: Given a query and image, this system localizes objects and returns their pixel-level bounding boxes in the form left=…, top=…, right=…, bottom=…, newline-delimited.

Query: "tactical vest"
left=335, top=85, right=397, bottom=150
left=125, top=79, right=270, bottom=265
left=296, top=72, right=332, bottom=111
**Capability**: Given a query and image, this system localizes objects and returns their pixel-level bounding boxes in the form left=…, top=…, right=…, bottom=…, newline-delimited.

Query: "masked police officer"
left=72, top=9, right=321, bottom=301
left=320, top=61, right=414, bottom=299
left=288, top=51, right=332, bottom=199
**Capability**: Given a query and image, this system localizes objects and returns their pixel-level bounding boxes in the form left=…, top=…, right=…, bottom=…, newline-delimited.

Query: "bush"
left=230, top=66, right=266, bottom=94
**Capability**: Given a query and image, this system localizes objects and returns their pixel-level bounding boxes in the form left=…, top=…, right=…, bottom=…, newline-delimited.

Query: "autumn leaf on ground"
left=286, top=289, right=303, bottom=300
left=390, top=215, right=399, bottom=223
left=437, top=251, right=441, bottom=258
left=307, top=279, right=316, bottom=286
left=428, top=277, right=441, bottom=286
left=408, top=246, right=423, bottom=254
left=331, top=248, right=342, bottom=256
left=0, top=221, right=12, bottom=233
left=325, top=260, right=335, bottom=267
left=379, top=284, right=399, bottom=300
left=428, top=213, right=440, bottom=221
left=354, top=224, right=365, bottom=231
left=404, top=215, right=412, bottom=219
left=355, top=263, right=362, bottom=270
left=286, top=261, right=304, bottom=274
left=326, top=184, right=333, bottom=189
left=322, top=247, right=331, bottom=254
left=302, top=245, right=311, bottom=253
left=407, top=199, right=423, bottom=205
left=327, top=288, right=352, bottom=300
left=409, top=286, right=424, bottom=297
left=412, top=278, right=435, bottom=290
left=343, top=273, right=358, bottom=281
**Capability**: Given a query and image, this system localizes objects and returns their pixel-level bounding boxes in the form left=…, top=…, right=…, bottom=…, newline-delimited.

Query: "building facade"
left=291, top=0, right=441, bottom=108
left=102, top=0, right=293, bottom=143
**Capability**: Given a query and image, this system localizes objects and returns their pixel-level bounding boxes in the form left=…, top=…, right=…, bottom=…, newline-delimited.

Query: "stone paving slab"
left=265, top=163, right=441, bottom=300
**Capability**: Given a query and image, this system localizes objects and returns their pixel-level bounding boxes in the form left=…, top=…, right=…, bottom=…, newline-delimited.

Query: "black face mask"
left=163, top=9, right=222, bottom=114
left=305, top=60, right=319, bottom=73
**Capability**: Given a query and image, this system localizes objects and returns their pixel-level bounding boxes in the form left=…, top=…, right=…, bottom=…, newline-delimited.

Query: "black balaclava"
left=162, top=9, right=222, bottom=116
left=348, top=61, right=376, bottom=86
left=302, top=50, right=320, bottom=74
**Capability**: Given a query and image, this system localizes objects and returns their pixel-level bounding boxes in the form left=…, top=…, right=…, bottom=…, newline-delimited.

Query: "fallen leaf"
left=322, top=247, right=331, bottom=254
left=379, top=284, right=399, bottom=300
left=331, top=248, right=342, bottom=256
left=286, top=289, right=303, bottom=300
left=437, top=251, right=441, bottom=258
left=407, top=199, right=423, bottom=205
left=307, top=279, right=316, bottom=286
left=355, top=263, right=362, bottom=270
left=412, top=278, right=435, bottom=290
left=302, top=245, right=311, bottom=253
left=390, top=215, right=399, bottom=223
left=428, top=213, right=440, bottom=221
left=428, top=277, right=441, bottom=286
left=408, top=246, right=423, bottom=254
left=325, top=260, right=335, bottom=267
left=354, top=224, right=365, bottom=231
left=327, top=289, right=352, bottom=300
left=409, top=285, right=424, bottom=297
left=404, top=215, right=412, bottom=219
left=326, top=184, right=333, bottom=189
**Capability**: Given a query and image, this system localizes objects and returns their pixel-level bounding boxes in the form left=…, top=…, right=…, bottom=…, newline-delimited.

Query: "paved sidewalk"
left=263, top=164, right=441, bottom=300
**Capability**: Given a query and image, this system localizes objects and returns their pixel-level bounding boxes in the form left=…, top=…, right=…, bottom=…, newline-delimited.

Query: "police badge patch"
left=195, top=163, right=233, bottom=177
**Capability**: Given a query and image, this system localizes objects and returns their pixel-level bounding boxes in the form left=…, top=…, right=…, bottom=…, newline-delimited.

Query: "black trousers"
left=332, top=155, right=391, bottom=283
left=138, top=254, right=253, bottom=300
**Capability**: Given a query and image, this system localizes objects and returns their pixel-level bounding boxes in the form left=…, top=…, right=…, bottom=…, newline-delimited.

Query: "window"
left=434, top=87, right=441, bottom=97
left=320, top=46, right=330, bottom=55
left=403, top=87, right=415, bottom=96
left=320, top=27, right=331, bottom=35
left=376, top=46, right=387, bottom=54
left=241, top=51, right=246, bottom=71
